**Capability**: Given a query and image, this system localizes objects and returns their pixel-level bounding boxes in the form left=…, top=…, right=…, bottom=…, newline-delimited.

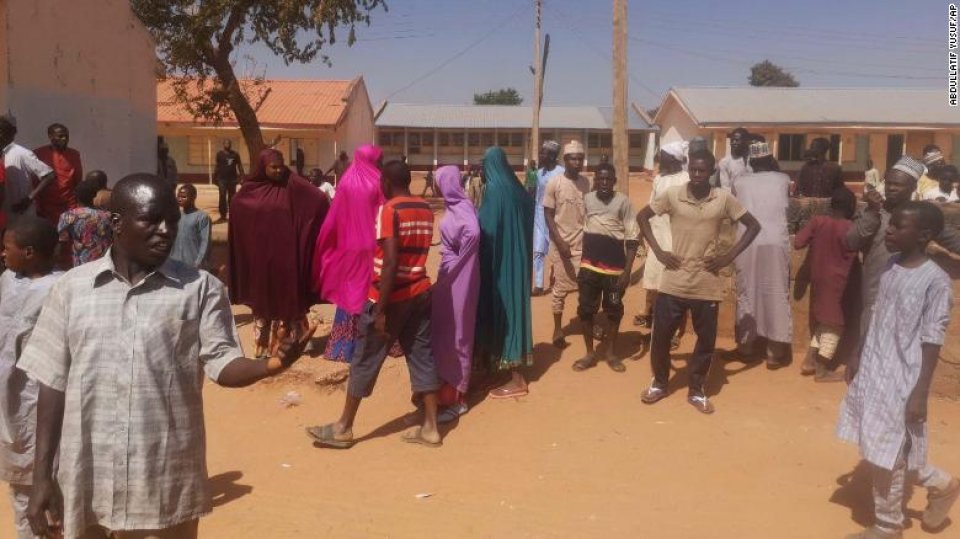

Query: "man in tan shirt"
left=543, top=140, right=591, bottom=347
left=636, top=149, right=761, bottom=414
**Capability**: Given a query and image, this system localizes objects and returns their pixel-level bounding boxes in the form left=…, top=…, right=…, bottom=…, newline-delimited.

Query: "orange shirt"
left=34, top=145, right=82, bottom=223
left=369, top=196, right=434, bottom=303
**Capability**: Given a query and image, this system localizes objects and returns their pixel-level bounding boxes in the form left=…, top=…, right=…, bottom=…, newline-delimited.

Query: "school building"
left=157, top=77, right=375, bottom=182
left=374, top=103, right=658, bottom=170
left=654, top=87, right=960, bottom=179
left=0, top=0, right=157, bottom=183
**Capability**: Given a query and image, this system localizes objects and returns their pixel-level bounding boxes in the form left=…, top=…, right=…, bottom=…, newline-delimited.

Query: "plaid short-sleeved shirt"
left=17, top=251, right=243, bottom=536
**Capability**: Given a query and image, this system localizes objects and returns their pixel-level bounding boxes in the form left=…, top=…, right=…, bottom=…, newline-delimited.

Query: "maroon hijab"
left=228, top=149, right=329, bottom=320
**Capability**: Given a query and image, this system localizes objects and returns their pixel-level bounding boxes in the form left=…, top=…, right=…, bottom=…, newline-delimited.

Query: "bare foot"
left=552, top=328, right=568, bottom=348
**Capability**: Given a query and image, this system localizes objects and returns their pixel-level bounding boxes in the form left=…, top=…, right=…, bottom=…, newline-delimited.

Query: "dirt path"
left=4, top=175, right=960, bottom=538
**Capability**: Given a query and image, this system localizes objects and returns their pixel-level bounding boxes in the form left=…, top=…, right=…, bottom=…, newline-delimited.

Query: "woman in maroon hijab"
left=229, top=148, right=329, bottom=358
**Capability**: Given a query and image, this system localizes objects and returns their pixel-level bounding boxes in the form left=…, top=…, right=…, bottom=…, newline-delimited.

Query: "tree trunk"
left=210, top=58, right=265, bottom=169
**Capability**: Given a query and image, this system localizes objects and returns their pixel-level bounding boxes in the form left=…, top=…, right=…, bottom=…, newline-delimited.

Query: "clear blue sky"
left=242, top=0, right=945, bottom=110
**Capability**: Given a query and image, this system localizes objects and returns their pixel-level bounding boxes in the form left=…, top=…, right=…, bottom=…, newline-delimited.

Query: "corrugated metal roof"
left=376, top=103, right=655, bottom=130
left=661, top=87, right=960, bottom=127
left=157, top=78, right=361, bottom=128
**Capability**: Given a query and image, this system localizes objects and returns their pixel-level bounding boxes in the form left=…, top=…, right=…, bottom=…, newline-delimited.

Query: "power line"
left=383, top=4, right=527, bottom=100
left=541, top=9, right=661, bottom=101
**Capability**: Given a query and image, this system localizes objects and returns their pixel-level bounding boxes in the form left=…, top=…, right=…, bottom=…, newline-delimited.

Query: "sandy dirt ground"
left=4, top=174, right=960, bottom=538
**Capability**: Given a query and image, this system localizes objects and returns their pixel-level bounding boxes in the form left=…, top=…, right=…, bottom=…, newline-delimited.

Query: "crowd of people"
left=1, top=111, right=959, bottom=538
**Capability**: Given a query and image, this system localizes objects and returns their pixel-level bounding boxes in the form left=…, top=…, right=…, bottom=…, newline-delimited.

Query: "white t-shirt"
left=2, top=142, right=53, bottom=220
left=318, top=182, right=336, bottom=200
left=921, top=187, right=959, bottom=203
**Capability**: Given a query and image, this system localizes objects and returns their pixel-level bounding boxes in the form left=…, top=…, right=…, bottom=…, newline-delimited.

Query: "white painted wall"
left=339, top=79, right=375, bottom=158
left=0, top=0, right=157, bottom=185
left=655, top=96, right=701, bottom=146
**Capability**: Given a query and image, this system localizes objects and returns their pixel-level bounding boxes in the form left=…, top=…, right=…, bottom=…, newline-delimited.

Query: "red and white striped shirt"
left=369, top=196, right=434, bottom=303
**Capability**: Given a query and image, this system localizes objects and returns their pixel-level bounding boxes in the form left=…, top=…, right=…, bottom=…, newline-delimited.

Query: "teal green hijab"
left=475, top=146, right=534, bottom=370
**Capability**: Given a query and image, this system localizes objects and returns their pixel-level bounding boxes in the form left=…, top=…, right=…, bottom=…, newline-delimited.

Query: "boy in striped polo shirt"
left=309, top=161, right=442, bottom=449
left=572, top=163, right=641, bottom=373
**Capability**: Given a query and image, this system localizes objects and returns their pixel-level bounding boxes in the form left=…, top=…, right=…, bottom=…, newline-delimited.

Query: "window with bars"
left=777, top=134, right=806, bottom=161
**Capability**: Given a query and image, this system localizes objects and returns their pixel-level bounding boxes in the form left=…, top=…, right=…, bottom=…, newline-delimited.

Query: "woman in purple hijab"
left=431, top=166, right=481, bottom=422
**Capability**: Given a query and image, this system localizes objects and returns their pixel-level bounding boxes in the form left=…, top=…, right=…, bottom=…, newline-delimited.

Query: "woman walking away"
left=312, top=145, right=402, bottom=362
left=229, top=149, right=328, bottom=358
left=432, top=166, right=481, bottom=422
left=475, top=146, right=535, bottom=398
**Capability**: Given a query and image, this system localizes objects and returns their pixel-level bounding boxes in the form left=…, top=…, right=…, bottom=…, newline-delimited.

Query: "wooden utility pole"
left=532, top=0, right=542, bottom=165
left=612, top=0, right=629, bottom=194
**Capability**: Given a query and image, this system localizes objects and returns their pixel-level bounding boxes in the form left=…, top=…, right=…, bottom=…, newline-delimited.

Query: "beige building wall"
left=337, top=80, right=375, bottom=159
left=157, top=126, right=345, bottom=181
left=657, top=97, right=701, bottom=146
left=0, top=0, right=157, bottom=185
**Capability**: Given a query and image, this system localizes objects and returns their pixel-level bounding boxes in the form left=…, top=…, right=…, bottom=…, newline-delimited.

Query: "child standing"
left=0, top=216, right=62, bottom=539
left=572, top=163, right=640, bottom=373
left=170, top=184, right=212, bottom=269
left=793, top=187, right=858, bottom=382
left=837, top=202, right=960, bottom=538
left=56, top=177, right=113, bottom=267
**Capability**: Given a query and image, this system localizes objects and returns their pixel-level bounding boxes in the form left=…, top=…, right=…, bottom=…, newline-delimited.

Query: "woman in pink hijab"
left=313, top=145, right=401, bottom=361
left=431, top=166, right=481, bottom=422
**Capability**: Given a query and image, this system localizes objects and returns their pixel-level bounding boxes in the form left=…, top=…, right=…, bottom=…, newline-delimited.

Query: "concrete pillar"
left=433, top=129, right=438, bottom=168
left=206, top=137, right=213, bottom=184
left=463, top=128, right=468, bottom=167
left=643, top=132, right=656, bottom=170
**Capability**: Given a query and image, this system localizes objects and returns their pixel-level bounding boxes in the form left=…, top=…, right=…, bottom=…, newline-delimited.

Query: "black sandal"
left=607, top=358, right=627, bottom=373
left=572, top=355, right=598, bottom=372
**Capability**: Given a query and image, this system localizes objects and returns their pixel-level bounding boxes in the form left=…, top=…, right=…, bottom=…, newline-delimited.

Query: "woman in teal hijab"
left=475, top=146, right=535, bottom=398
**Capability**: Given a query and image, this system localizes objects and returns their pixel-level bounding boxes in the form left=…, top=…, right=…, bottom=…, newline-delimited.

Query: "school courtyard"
left=5, top=176, right=957, bottom=538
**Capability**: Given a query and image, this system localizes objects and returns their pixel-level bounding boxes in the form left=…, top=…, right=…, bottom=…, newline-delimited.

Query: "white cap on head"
left=748, top=141, right=772, bottom=159
left=660, top=141, right=689, bottom=162
left=892, top=155, right=925, bottom=181
left=563, top=140, right=585, bottom=156
left=922, top=149, right=945, bottom=165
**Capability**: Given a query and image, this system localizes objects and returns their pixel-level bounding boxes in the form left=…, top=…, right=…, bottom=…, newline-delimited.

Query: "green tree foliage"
left=748, top=60, right=800, bottom=87
left=473, top=88, right=524, bottom=105
left=132, top=0, right=386, bottom=161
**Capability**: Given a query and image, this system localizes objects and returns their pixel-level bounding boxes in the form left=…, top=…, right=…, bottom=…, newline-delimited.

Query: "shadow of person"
left=526, top=342, right=562, bottom=384
left=653, top=350, right=761, bottom=398
left=704, top=352, right=762, bottom=397
left=830, top=460, right=876, bottom=528
left=208, top=471, right=253, bottom=509
left=616, top=330, right=650, bottom=361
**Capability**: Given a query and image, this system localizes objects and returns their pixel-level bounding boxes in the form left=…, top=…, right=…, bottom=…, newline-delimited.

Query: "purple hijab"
left=312, top=145, right=384, bottom=315
left=431, top=165, right=481, bottom=394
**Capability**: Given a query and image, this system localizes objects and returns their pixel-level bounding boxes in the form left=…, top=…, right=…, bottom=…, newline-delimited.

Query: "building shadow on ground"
left=209, top=471, right=253, bottom=509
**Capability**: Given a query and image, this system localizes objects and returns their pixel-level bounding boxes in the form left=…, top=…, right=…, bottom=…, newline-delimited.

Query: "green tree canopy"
left=748, top=60, right=800, bottom=87
left=473, top=88, right=524, bottom=105
left=133, top=0, right=386, bottom=162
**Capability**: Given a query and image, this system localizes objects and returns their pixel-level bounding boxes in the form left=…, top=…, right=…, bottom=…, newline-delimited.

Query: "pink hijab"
left=312, top=145, right=384, bottom=314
